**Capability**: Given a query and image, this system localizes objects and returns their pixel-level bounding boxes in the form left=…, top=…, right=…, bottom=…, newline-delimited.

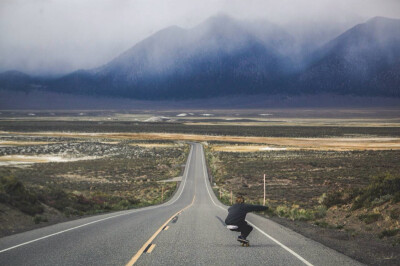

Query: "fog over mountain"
left=1, top=14, right=399, bottom=103
left=1, top=0, right=400, bottom=108
left=296, top=17, right=400, bottom=96
left=83, top=15, right=296, bottom=98
left=1, top=0, right=400, bottom=76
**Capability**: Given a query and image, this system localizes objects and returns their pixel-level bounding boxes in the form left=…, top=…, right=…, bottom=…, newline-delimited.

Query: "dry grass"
left=212, top=145, right=287, bottom=152
left=130, top=143, right=176, bottom=148
left=211, top=138, right=400, bottom=151
left=0, top=141, right=57, bottom=146
left=2, top=131, right=399, bottom=151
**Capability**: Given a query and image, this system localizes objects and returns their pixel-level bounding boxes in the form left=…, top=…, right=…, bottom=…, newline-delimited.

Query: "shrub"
left=276, top=204, right=314, bottom=221
left=378, top=228, right=399, bottom=239
left=0, top=175, right=43, bottom=216
left=314, top=205, right=327, bottom=219
left=63, top=207, right=79, bottom=217
left=371, top=194, right=393, bottom=207
left=276, top=205, right=290, bottom=218
left=352, top=173, right=400, bottom=210
left=390, top=209, right=400, bottom=220
left=358, top=213, right=382, bottom=224
left=40, top=189, right=71, bottom=211
left=322, top=191, right=346, bottom=208
left=114, top=199, right=130, bottom=210
left=33, top=215, right=48, bottom=224
left=292, top=208, right=314, bottom=221
left=127, top=197, right=140, bottom=205
left=77, top=195, right=91, bottom=205
left=314, top=221, right=333, bottom=228
left=393, top=192, right=400, bottom=203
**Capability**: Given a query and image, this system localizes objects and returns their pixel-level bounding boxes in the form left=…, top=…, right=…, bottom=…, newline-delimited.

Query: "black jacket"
left=225, top=203, right=268, bottom=225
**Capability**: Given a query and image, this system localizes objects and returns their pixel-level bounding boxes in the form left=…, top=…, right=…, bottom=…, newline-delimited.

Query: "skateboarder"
left=225, top=195, right=268, bottom=244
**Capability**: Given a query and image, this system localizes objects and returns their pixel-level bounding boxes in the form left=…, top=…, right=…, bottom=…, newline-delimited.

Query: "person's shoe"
left=237, top=235, right=247, bottom=241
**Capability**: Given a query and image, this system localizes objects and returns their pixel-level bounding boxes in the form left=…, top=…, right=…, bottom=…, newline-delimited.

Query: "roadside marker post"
left=263, top=174, right=266, bottom=206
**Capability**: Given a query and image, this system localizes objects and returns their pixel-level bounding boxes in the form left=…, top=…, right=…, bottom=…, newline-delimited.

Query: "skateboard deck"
left=237, top=238, right=250, bottom=247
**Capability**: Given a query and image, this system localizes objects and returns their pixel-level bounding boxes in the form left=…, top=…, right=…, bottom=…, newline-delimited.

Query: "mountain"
left=47, top=15, right=295, bottom=99
left=0, top=71, right=34, bottom=91
left=0, top=15, right=399, bottom=101
left=297, top=17, right=400, bottom=96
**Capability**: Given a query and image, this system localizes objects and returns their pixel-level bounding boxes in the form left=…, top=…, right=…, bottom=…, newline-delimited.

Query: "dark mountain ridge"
left=296, top=16, right=400, bottom=96
left=0, top=15, right=399, bottom=101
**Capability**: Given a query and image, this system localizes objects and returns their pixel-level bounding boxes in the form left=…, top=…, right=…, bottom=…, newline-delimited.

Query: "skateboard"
left=237, top=238, right=250, bottom=247
left=227, top=225, right=250, bottom=247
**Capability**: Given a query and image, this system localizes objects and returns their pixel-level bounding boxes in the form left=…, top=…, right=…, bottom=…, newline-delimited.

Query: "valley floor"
left=0, top=109, right=399, bottom=264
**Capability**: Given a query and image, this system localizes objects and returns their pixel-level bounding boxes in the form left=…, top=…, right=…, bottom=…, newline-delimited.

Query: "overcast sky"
left=1, top=0, right=399, bottom=76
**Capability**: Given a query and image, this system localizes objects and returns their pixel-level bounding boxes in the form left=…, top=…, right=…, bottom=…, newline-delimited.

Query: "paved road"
left=0, top=143, right=363, bottom=265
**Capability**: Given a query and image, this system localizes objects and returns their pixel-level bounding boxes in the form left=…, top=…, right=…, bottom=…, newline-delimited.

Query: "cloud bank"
left=1, top=0, right=399, bottom=76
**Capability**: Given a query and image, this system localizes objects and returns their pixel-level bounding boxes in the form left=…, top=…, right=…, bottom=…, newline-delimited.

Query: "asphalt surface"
left=0, top=143, right=364, bottom=265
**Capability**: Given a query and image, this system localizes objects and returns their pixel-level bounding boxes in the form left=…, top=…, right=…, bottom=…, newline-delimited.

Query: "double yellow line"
left=126, top=195, right=196, bottom=266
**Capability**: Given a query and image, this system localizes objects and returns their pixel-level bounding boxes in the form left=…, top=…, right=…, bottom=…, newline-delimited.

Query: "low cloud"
left=0, top=0, right=399, bottom=76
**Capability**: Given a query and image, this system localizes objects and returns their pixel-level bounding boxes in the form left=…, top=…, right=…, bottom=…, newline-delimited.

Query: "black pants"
left=237, top=221, right=253, bottom=238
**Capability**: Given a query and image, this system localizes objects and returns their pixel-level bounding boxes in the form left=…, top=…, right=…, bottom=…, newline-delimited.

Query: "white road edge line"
left=200, top=145, right=314, bottom=266
left=0, top=144, right=194, bottom=254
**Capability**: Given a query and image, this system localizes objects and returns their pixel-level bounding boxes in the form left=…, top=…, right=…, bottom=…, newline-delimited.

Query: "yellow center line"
left=146, top=244, right=156, bottom=254
left=125, top=195, right=196, bottom=266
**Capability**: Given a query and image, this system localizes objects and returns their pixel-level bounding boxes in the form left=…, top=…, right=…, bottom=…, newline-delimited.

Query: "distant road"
left=0, top=143, right=362, bottom=265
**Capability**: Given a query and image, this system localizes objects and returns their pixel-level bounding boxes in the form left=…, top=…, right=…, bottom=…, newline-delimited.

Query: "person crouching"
left=225, top=195, right=268, bottom=242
